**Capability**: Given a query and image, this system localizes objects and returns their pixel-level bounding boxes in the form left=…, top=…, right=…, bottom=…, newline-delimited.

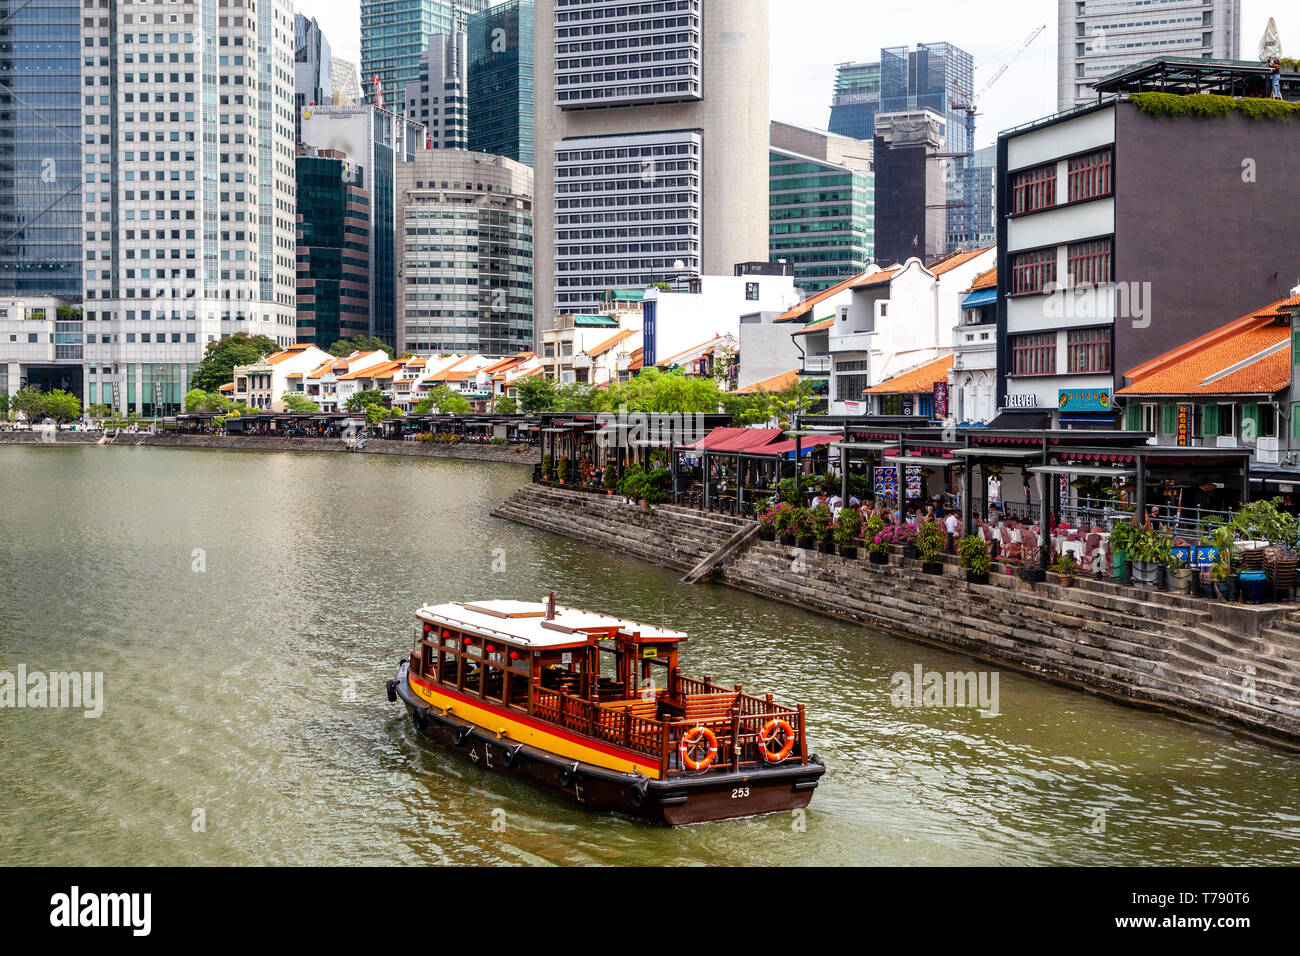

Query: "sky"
left=296, top=0, right=1297, bottom=149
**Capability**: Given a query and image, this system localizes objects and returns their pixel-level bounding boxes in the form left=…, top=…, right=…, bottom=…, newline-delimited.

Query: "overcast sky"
left=296, top=0, right=1297, bottom=149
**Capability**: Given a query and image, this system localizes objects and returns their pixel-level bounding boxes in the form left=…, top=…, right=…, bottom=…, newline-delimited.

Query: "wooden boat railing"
left=531, top=687, right=809, bottom=776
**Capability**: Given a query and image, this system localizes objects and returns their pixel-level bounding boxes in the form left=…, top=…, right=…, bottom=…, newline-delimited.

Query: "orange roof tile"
left=774, top=269, right=876, bottom=323
left=340, top=360, right=402, bottom=381
left=627, top=347, right=644, bottom=372
left=587, top=328, right=637, bottom=357
left=966, top=266, right=997, bottom=292
left=927, top=246, right=994, bottom=276
left=218, top=382, right=235, bottom=392
left=735, top=369, right=800, bottom=393
left=267, top=343, right=316, bottom=363
left=1118, top=298, right=1296, bottom=397
left=863, top=355, right=953, bottom=395
left=424, top=356, right=471, bottom=382
left=792, top=316, right=834, bottom=337
left=851, top=267, right=900, bottom=290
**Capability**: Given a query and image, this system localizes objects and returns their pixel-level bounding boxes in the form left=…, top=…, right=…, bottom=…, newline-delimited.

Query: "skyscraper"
left=0, top=0, right=83, bottom=300
left=294, top=15, right=334, bottom=142
left=301, top=104, right=425, bottom=349
left=828, top=61, right=881, bottom=142
left=534, top=0, right=771, bottom=325
left=769, top=121, right=874, bottom=295
left=467, top=0, right=534, bottom=166
left=361, top=0, right=492, bottom=112
left=78, top=1, right=299, bottom=416
left=1058, top=0, right=1241, bottom=110
left=296, top=146, right=372, bottom=348
left=404, top=30, right=469, bottom=149
left=396, top=149, right=534, bottom=356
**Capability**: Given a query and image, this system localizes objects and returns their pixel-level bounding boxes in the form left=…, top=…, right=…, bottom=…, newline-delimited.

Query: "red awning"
left=689, top=427, right=784, bottom=453
left=760, top=434, right=839, bottom=458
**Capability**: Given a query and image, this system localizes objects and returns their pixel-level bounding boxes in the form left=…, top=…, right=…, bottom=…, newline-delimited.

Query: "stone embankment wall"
left=0, top=431, right=539, bottom=464
left=494, top=484, right=1300, bottom=747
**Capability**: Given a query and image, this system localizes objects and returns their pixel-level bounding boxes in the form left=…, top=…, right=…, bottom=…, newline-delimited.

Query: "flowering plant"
left=759, top=502, right=789, bottom=532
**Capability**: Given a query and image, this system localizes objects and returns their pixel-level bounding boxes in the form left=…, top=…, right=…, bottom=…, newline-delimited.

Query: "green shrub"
left=916, top=520, right=944, bottom=563
left=834, top=507, right=862, bottom=547
left=1130, top=91, right=1300, bottom=122
left=811, top=504, right=834, bottom=544
left=957, top=535, right=990, bottom=575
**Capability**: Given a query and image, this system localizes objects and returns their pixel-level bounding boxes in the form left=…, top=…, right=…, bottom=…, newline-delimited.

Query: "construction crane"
left=937, top=24, right=1047, bottom=248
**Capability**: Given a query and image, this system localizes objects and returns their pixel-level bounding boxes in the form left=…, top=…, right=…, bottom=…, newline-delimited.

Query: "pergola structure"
left=1092, top=57, right=1300, bottom=101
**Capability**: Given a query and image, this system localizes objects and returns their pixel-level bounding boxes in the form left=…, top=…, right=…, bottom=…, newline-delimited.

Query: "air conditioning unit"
left=1256, top=437, right=1280, bottom=464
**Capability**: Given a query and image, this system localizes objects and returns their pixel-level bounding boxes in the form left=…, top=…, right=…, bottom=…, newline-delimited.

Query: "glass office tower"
left=467, top=0, right=534, bottom=166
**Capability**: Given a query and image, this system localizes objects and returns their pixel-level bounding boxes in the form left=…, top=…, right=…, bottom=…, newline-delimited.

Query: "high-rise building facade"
left=535, top=0, right=771, bottom=327
left=467, top=0, right=534, bottom=165
left=396, top=149, right=533, bottom=356
left=769, top=122, right=874, bottom=295
left=301, top=104, right=424, bottom=349
left=294, top=15, right=334, bottom=142
left=1058, top=0, right=1241, bottom=109
left=828, top=61, right=881, bottom=142
left=404, top=30, right=468, bottom=149
left=872, top=109, right=947, bottom=266
left=296, top=147, right=371, bottom=347
left=360, top=0, right=491, bottom=112
left=78, top=1, right=299, bottom=416
left=0, top=0, right=83, bottom=301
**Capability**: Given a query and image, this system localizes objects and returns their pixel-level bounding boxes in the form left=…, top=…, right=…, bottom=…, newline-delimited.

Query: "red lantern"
left=442, top=630, right=451, bottom=639
left=422, top=623, right=432, bottom=634
left=463, top=637, right=474, bottom=646
left=486, top=644, right=496, bottom=654
left=509, top=652, right=520, bottom=660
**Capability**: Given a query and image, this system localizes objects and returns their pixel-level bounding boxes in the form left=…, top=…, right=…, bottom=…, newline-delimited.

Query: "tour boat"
left=386, top=595, right=825, bottom=825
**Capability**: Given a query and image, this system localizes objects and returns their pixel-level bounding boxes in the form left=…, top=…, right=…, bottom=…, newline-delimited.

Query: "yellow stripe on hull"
left=410, top=681, right=663, bottom=779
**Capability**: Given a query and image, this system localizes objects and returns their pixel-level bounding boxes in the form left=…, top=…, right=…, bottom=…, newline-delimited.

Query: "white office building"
left=534, top=0, right=771, bottom=328
left=80, top=2, right=299, bottom=415
left=1058, top=0, right=1241, bottom=109
left=404, top=31, right=468, bottom=149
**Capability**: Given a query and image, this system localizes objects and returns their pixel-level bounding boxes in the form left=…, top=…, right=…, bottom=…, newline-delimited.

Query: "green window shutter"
left=1125, top=403, right=1143, bottom=431
left=1241, top=403, right=1261, bottom=440
left=1292, top=329, right=1300, bottom=366
left=1293, top=403, right=1300, bottom=441
left=1202, top=404, right=1220, bottom=438
left=1160, top=403, right=1177, bottom=436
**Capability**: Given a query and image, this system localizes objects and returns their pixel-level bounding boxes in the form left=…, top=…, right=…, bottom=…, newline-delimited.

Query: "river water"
left=1, top=444, right=1297, bottom=866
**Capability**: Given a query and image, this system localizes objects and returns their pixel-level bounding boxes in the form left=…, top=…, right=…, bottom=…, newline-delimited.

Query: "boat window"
left=461, top=635, right=482, bottom=695
left=483, top=643, right=505, bottom=703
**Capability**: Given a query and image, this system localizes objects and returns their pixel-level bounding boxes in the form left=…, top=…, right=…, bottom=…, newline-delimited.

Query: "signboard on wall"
left=1006, top=393, right=1040, bottom=409
left=933, top=382, right=948, bottom=419
left=1058, top=388, right=1113, bottom=413
left=1176, top=404, right=1192, bottom=447
left=874, top=466, right=923, bottom=499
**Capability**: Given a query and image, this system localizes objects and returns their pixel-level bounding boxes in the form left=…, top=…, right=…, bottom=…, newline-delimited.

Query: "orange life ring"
left=678, top=726, right=718, bottom=771
left=758, top=718, right=796, bottom=763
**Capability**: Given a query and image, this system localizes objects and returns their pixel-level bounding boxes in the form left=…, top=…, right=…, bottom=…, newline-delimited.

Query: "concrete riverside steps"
left=493, top=483, right=1300, bottom=746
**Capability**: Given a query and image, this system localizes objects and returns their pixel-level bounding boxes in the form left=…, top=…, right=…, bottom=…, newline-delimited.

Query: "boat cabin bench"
left=683, top=692, right=742, bottom=720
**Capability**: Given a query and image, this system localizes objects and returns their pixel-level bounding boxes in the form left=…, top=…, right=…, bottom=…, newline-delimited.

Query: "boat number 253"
left=731, top=787, right=750, bottom=799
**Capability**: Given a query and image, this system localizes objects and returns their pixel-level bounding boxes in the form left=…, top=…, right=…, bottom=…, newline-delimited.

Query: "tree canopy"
left=413, top=385, right=472, bottom=415
left=328, top=336, right=391, bottom=359
left=344, top=389, right=387, bottom=413
left=11, top=386, right=82, bottom=423
left=189, top=334, right=279, bottom=391
left=282, top=395, right=321, bottom=413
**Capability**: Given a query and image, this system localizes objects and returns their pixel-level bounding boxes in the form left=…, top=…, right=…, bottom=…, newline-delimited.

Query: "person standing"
left=944, top=509, right=960, bottom=553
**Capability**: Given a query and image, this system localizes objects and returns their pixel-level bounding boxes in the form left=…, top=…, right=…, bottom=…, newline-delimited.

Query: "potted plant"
left=812, top=504, right=836, bottom=554
left=557, top=455, right=571, bottom=485
left=835, top=508, right=862, bottom=558
left=1129, top=527, right=1168, bottom=589
left=957, top=534, right=991, bottom=585
left=1050, top=552, right=1080, bottom=587
left=865, top=515, right=888, bottom=564
left=756, top=502, right=782, bottom=541
left=895, top=524, right=920, bottom=559
left=603, top=461, right=618, bottom=495
left=1211, top=555, right=1233, bottom=601
left=541, top=453, right=553, bottom=481
left=1208, top=525, right=1238, bottom=601
left=917, top=520, right=945, bottom=575
left=791, top=507, right=816, bottom=549
left=1018, top=547, right=1046, bottom=583
left=1167, top=550, right=1193, bottom=594
left=775, top=505, right=797, bottom=546
left=1109, top=521, right=1137, bottom=580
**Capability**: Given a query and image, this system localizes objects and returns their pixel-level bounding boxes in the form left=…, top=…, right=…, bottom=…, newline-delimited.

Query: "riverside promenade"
left=0, top=431, right=539, bottom=464
left=493, top=483, right=1300, bottom=749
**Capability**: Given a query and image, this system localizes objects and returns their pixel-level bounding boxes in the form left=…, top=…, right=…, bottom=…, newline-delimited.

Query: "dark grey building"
left=872, top=109, right=946, bottom=267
